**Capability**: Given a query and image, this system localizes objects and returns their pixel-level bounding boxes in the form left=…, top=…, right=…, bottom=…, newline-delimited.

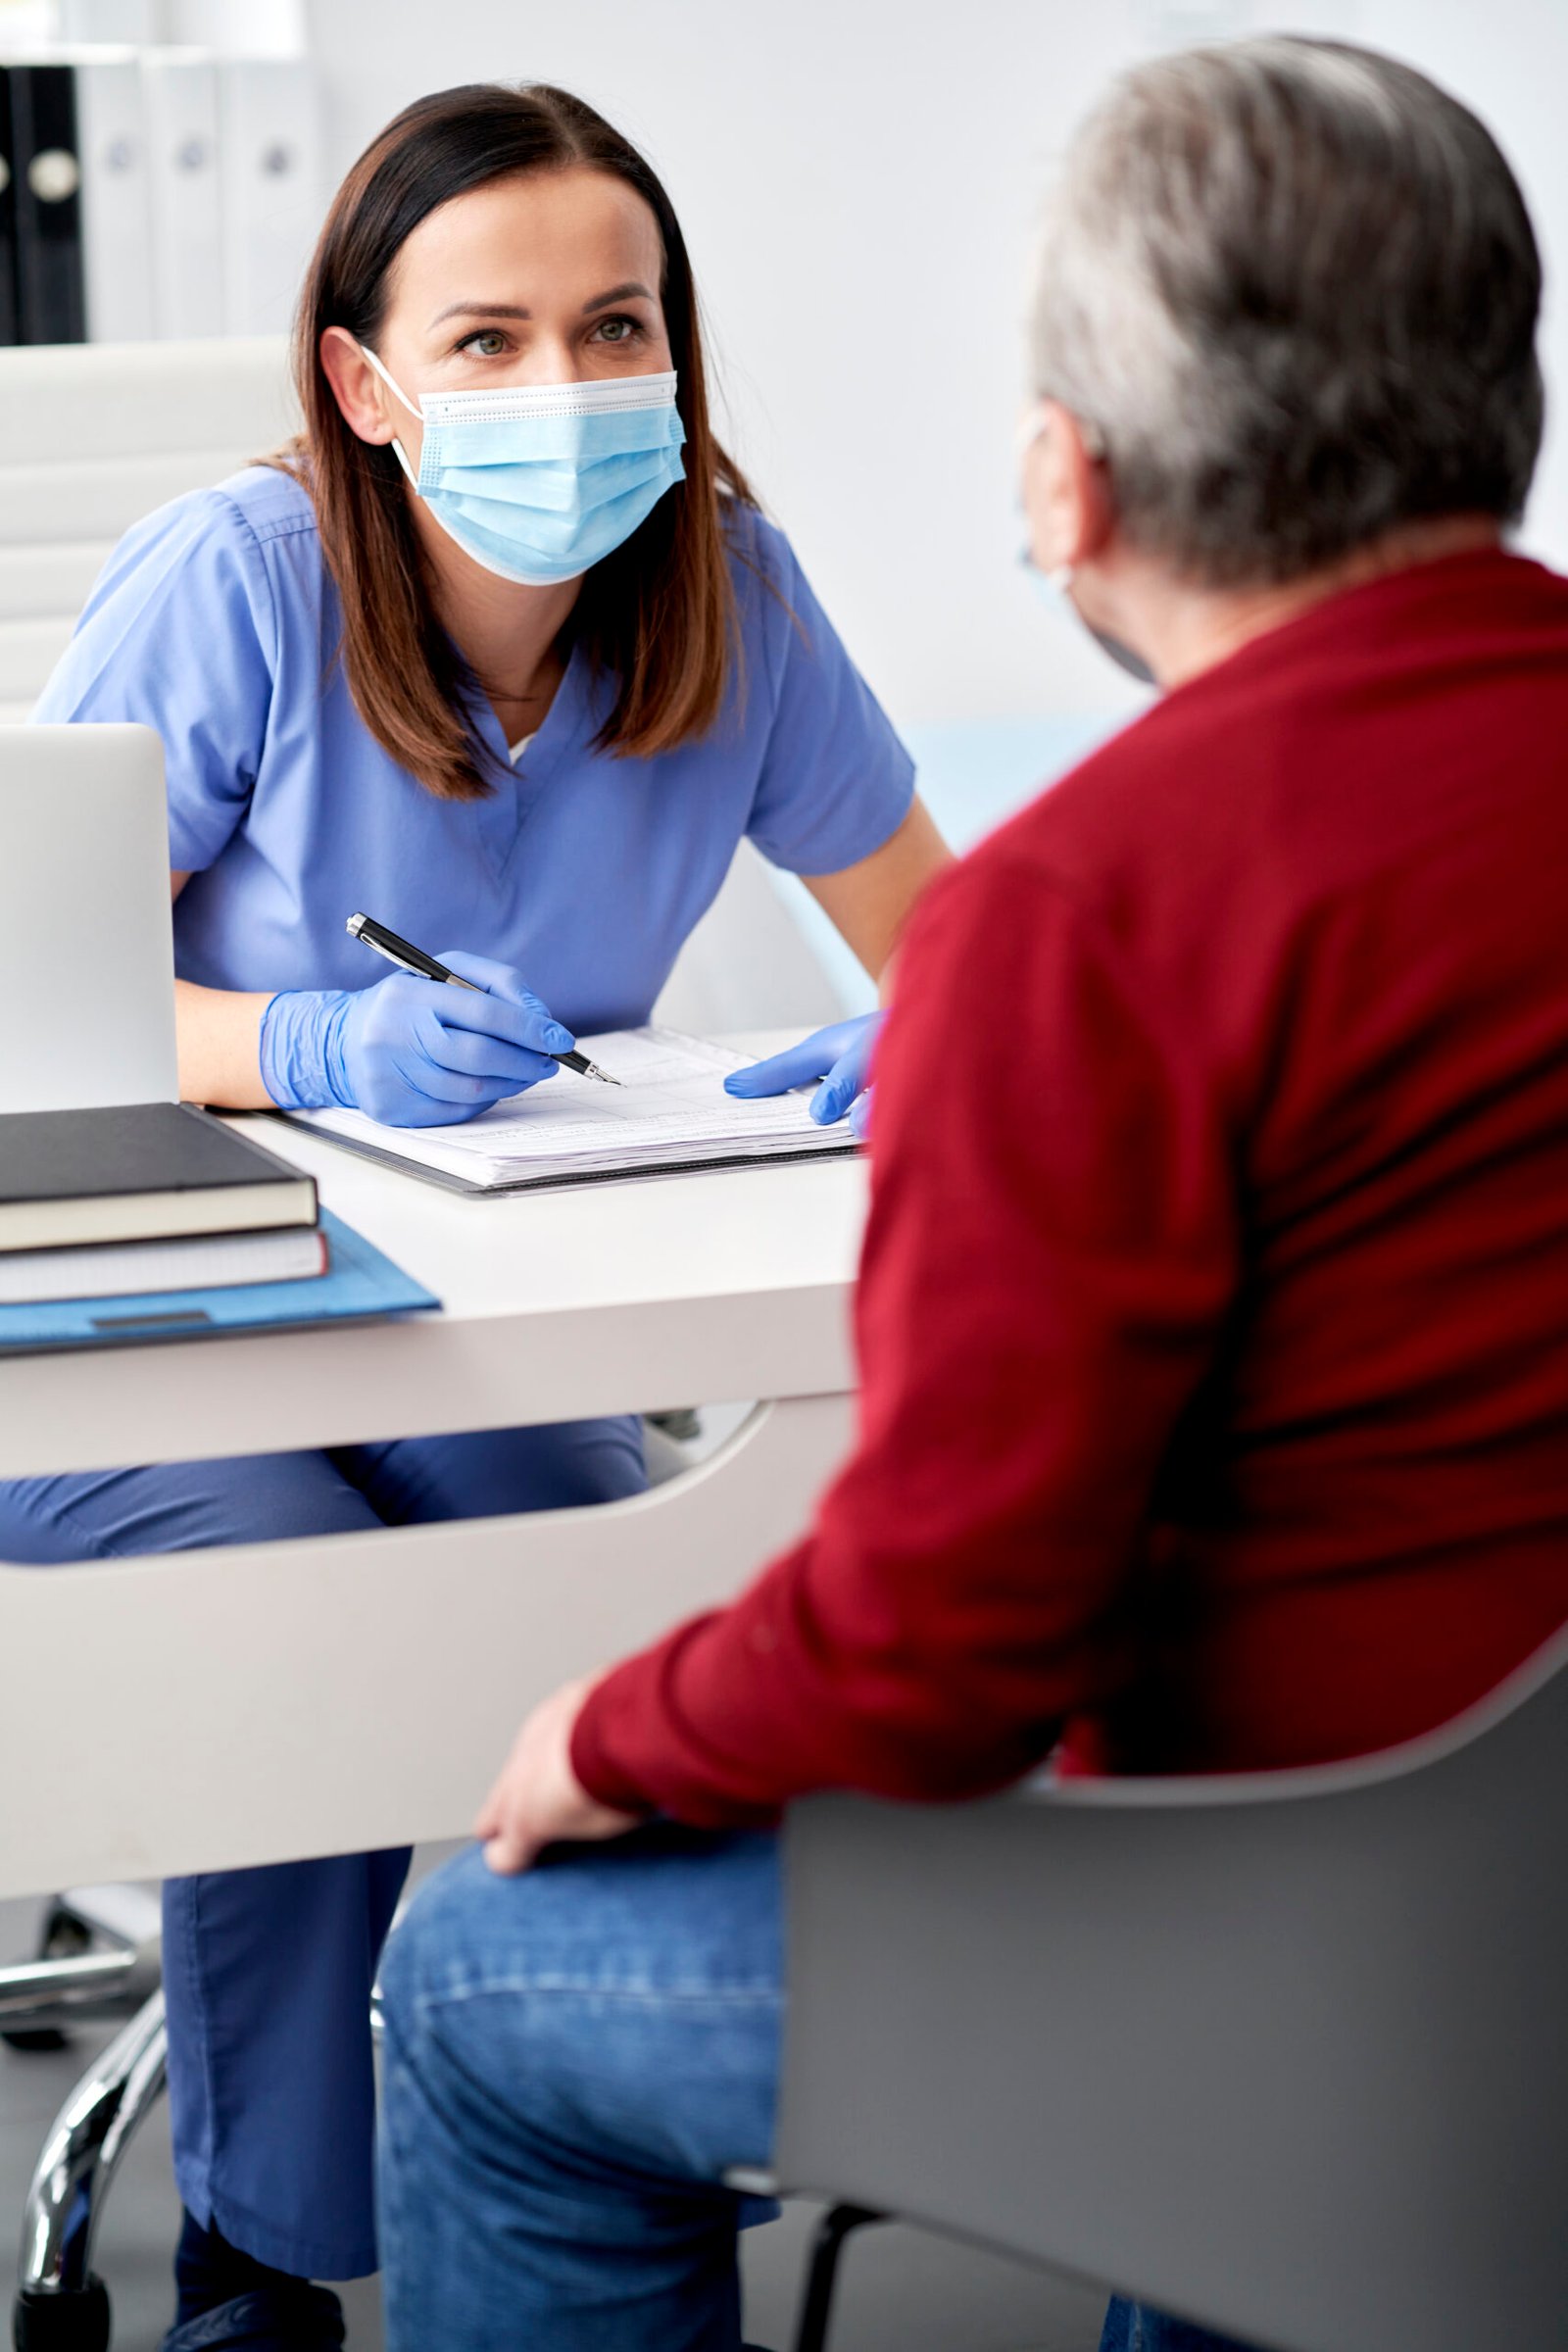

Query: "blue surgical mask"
left=359, top=346, right=686, bottom=587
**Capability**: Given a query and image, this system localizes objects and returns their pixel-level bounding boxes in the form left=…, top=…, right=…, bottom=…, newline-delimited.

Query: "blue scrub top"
left=34, top=466, right=914, bottom=1034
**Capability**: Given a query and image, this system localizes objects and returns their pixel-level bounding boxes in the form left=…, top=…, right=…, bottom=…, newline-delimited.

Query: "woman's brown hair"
left=270, top=82, right=757, bottom=802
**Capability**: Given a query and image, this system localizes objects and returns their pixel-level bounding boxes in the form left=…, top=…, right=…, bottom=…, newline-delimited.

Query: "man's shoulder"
left=960, top=699, right=1218, bottom=890
left=916, top=674, right=1311, bottom=994
left=951, top=549, right=1568, bottom=967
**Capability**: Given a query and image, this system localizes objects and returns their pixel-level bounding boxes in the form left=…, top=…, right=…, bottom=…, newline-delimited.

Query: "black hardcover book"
left=0, top=72, right=18, bottom=346
left=0, top=1102, right=318, bottom=1252
left=8, top=62, right=85, bottom=345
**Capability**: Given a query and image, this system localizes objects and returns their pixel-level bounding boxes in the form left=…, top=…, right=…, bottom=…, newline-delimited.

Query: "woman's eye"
left=592, top=316, right=641, bottom=345
left=459, top=329, right=508, bottom=358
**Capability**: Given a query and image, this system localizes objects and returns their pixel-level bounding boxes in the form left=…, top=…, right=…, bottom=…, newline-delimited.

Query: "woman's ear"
left=318, top=326, right=398, bottom=446
left=1022, top=400, right=1114, bottom=573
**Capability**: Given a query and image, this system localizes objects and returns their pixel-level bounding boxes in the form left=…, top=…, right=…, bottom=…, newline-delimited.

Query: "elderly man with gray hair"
left=374, top=40, right=1568, bottom=2352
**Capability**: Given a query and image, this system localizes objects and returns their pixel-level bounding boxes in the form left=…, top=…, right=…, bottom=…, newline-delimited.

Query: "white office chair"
left=0, top=339, right=298, bottom=727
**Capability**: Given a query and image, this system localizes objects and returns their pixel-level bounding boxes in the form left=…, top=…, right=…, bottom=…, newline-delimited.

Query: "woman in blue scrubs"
left=0, top=81, right=949, bottom=2351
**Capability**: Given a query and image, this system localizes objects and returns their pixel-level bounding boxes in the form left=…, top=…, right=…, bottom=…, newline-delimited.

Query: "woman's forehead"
left=389, top=168, right=663, bottom=317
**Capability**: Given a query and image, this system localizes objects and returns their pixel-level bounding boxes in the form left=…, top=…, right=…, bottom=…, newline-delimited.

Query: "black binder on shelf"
left=3, top=61, right=86, bottom=344
left=0, top=71, right=18, bottom=346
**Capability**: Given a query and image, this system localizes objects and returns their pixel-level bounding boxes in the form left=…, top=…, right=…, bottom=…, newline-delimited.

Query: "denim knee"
left=380, top=1832, right=783, bottom=2188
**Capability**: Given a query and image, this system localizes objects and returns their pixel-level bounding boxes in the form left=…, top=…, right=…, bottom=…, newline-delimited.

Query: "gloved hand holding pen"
left=260, top=951, right=576, bottom=1127
left=723, top=1011, right=884, bottom=1139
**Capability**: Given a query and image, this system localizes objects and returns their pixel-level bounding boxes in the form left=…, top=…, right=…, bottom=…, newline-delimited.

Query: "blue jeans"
left=0, top=1416, right=646, bottom=2278
left=378, top=1829, right=1262, bottom=2352
left=1099, top=2300, right=1259, bottom=2351
left=378, top=1829, right=782, bottom=2350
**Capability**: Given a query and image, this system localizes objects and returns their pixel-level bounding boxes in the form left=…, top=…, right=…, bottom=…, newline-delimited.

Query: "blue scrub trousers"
left=0, top=1416, right=646, bottom=2279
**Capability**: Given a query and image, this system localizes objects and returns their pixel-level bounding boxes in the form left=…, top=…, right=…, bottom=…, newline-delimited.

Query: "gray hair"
left=1030, top=38, right=1544, bottom=585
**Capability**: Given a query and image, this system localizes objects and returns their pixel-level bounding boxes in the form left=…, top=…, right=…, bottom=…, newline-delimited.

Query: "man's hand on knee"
left=476, top=1678, right=642, bottom=1874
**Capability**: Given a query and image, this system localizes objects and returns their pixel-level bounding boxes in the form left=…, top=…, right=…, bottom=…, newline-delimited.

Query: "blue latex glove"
left=260, top=950, right=576, bottom=1128
left=723, top=1012, right=884, bottom=1139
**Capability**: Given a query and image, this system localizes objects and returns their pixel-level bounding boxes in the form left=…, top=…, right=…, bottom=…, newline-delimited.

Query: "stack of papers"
left=289, top=1029, right=858, bottom=1194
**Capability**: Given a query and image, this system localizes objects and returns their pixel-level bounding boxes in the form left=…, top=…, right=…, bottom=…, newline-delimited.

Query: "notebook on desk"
left=0, top=1209, right=438, bottom=1353
left=0, top=1101, right=317, bottom=1250
left=282, top=1028, right=858, bottom=1196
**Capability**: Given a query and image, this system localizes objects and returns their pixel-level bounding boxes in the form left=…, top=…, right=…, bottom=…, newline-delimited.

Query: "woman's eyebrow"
left=426, top=284, right=655, bottom=329
left=428, top=301, right=532, bottom=327
left=580, top=281, right=655, bottom=313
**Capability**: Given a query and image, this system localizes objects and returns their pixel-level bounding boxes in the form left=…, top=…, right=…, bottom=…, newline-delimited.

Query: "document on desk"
left=285, top=1028, right=858, bottom=1195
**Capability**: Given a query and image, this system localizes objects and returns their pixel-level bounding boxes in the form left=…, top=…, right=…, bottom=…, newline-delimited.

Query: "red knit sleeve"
left=571, top=853, right=1240, bottom=1824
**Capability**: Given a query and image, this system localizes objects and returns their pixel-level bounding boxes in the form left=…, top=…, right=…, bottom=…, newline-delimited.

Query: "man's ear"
left=1023, top=399, right=1114, bottom=572
left=318, top=326, right=398, bottom=446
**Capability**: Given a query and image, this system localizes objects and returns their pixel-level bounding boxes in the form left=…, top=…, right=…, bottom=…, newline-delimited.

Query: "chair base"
left=11, top=2280, right=111, bottom=2352
left=5, top=1889, right=404, bottom=2349
left=0, top=1890, right=160, bottom=2043
left=0, top=1901, right=88, bottom=2053
left=14, top=1988, right=168, bottom=2348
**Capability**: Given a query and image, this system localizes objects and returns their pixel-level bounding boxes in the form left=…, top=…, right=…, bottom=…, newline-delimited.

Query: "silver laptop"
left=0, top=725, right=178, bottom=1114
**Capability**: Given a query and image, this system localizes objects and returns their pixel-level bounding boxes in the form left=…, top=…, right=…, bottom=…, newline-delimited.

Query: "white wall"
left=300, top=0, right=1568, bottom=736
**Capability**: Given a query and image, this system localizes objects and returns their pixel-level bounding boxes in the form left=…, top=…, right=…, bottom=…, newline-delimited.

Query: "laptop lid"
left=0, top=725, right=178, bottom=1113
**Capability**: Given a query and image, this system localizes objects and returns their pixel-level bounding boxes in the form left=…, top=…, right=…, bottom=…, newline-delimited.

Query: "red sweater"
left=573, top=548, right=1568, bottom=1824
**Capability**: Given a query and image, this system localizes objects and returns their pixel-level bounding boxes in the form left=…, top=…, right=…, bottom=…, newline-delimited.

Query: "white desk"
left=0, top=1072, right=866, bottom=1898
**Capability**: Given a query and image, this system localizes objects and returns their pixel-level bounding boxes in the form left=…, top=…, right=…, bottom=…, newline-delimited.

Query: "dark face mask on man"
left=1021, top=555, right=1160, bottom=686
left=1018, top=404, right=1159, bottom=687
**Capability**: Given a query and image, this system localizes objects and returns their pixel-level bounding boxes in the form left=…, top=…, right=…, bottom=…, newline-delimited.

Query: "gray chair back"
left=775, top=1626, right=1568, bottom=2352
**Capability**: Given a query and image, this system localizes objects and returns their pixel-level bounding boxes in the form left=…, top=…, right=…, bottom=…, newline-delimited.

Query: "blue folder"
left=0, top=1208, right=438, bottom=1354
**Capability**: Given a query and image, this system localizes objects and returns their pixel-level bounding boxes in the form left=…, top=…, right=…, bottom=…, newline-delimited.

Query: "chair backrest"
left=651, top=843, right=849, bottom=1032
left=0, top=337, right=297, bottom=721
left=777, top=1625, right=1568, bottom=2352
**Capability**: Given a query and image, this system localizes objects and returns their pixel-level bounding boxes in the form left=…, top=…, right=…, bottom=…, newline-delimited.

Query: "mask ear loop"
left=1016, top=400, right=1107, bottom=589
left=356, top=342, right=422, bottom=488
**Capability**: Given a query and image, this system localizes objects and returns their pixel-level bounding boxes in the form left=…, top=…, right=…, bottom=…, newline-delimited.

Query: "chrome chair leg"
left=12, top=1992, right=167, bottom=2352
left=6, top=1889, right=388, bottom=2348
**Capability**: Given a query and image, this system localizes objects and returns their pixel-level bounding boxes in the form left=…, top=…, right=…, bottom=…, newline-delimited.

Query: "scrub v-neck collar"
left=466, top=634, right=593, bottom=880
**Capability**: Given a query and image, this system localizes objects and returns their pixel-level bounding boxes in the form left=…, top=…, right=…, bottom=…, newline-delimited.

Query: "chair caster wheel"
left=0, top=2030, right=70, bottom=2054
left=12, top=2278, right=111, bottom=2352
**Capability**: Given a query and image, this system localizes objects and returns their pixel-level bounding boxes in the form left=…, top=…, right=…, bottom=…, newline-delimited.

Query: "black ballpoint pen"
left=345, top=912, right=621, bottom=1085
